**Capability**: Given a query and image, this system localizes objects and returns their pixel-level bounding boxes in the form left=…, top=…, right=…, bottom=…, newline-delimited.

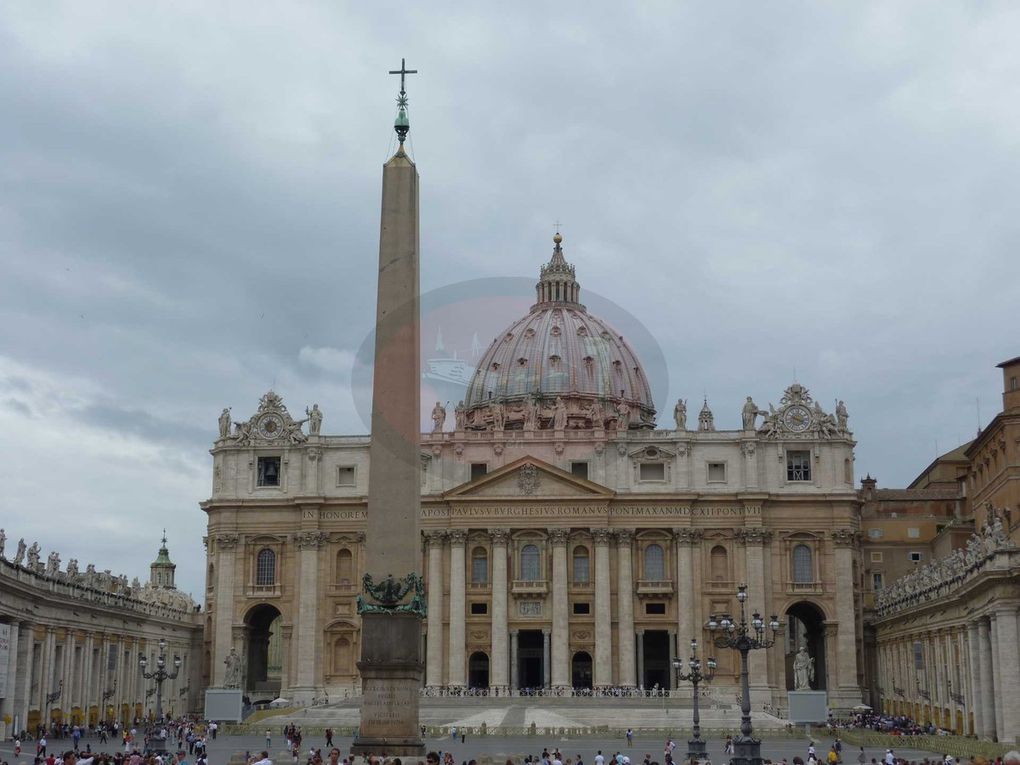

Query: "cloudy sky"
left=2, top=3, right=1019, bottom=596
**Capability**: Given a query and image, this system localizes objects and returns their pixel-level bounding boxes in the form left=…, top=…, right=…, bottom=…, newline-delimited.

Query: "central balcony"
left=636, top=579, right=674, bottom=596
left=511, top=579, right=548, bottom=598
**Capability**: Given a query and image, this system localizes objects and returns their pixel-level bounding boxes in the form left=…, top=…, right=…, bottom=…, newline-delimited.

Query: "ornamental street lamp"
left=138, top=639, right=181, bottom=726
left=672, top=638, right=717, bottom=761
left=708, top=584, right=780, bottom=765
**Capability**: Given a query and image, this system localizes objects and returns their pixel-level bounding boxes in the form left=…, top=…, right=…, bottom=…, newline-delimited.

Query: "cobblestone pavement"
left=0, top=732, right=953, bottom=765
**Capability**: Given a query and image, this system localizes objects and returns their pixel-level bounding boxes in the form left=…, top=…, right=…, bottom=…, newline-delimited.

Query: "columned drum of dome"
left=462, top=234, right=656, bottom=431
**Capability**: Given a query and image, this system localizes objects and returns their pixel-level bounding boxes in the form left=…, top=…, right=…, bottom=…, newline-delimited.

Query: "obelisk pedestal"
left=354, top=63, right=424, bottom=757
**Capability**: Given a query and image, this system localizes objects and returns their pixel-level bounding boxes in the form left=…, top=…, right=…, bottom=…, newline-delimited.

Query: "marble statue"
left=742, top=397, right=761, bottom=430
left=218, top=408, right=232, bottom=439
left=523, top=396, right=538, bottom=431
left=67, top=559, right=79, bottom=580
left=814, top=402, right=838, bottom=438
left=223, top=647, right=242, bottom=688
left=490, top=401, right=505, bottom=431
left=306, top=404, right=323, bottom=436
left=131, top=576, right=141, bottom=591
left=794, top=647, right=815, bottom=690
left=673, top=399, right=687, bottom=431
left=454, top=401, right=466, bottom=431
left=45, top=551, right=60, bottom=577
left=616, top=400, right=632, bottom=431
left=587, top=398, right=604, bottom=429
left=835, top=400, right=849, bottom=431
left=552, top=397, right=568, bottom=430
left=431, top=401, right=446, bottom=433
left=13, top=538, right=25, bottom=566
left=27, top=542, right=40, bottom=569
left=84, top=564, right=97, bottom=588
left=0, top=527, right=5, bottom=559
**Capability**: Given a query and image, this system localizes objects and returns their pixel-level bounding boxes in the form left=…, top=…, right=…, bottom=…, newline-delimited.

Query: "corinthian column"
left=994, top=608, right=1020, bottom=742
left=831, top=528, right=861, bottom=701
left=447, top=530, right=467, bottom=687
left=592, top=528, right=613, bottom=687
left=489, top=529, right=511, bottom=688
left=549, top=528, right=570, bottom=688
left=425, top=531, right=446, bottom=687
left=294, top=530, right=327, bottom=698
left=674, top=529, right=701, bottom=646
left=212, top=533, right=240, bottom=686
left=737, top=526, right=772, bottom=692
left=616, top=529, right=636, bottom=687
left=978, top=618, right=996, bottom=739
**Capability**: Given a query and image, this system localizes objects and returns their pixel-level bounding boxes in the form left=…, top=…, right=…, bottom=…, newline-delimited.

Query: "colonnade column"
left=14, top=623, right=33, bottom=732
left=0, top=622, right=19, bottom=739
left=592, top=529, right=613, bottom=687
left=990, top=613, right=1005, bottom=739
left=549, top=528, right=570, bottom=688
left=616, top=529, right=636, bottom=687
left=674, top=529, right=700, bottom=648
left=447, top=530, right=467, bottom=687
left=510, top=630, right=519, bottom=690
left=294, top=529, right=326, bottom=697
left=490, top=529, right=511, bottom=689
left=212, top=533, right=239, bottom=686
left=994, top=608, right=1020, bottom=742
left=425, top=531, right=446, bottom=687
left=831, top=529, right=861, bottom=698
left=968, top=623, right=985, bottom=737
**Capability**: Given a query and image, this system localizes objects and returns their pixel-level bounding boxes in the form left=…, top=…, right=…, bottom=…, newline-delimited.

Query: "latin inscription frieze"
left=321, top=505, right=761, bottom=521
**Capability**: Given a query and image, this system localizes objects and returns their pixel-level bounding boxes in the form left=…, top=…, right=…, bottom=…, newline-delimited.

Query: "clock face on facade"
left=257, top=413, right=285, bottom=439
left=782, top=404, right=812, bottom=432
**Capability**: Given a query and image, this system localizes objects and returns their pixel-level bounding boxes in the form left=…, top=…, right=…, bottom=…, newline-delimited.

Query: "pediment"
left=446, top=456, right=615, bottom=499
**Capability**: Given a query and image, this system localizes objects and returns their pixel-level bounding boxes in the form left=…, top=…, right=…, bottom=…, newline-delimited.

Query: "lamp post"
left=708, top=584, right=780, bottom=765
left=672, top=638, right=716, bottom=761
left=138, top=639, right=181, bottom=726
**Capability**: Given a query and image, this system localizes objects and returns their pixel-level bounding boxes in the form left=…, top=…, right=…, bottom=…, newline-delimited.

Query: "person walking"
left=325, top=728, right=334, bottom=748
left=626, top=730, right=634, bottom=747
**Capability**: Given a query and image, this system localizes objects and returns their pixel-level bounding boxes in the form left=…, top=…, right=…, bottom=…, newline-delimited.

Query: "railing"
left=247, top=583, right=282, bottom=597
left=512, top=579, right=548, bottom=595
left=328, top=583, right=356, bottom=595
left=786, top=580, right=824, bottom=594
left=468, top=582, right=490, bottom=591
left=636, top=579, right=674, bottom=595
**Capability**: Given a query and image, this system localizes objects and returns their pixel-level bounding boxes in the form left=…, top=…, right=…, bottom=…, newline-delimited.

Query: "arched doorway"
left=468, top=651, right=489, bottom=688
left=572, top=651, right=593, bottom=689
left=785, top=601, right=826, bottom=690
left=245, top=603, right=283, bottom=695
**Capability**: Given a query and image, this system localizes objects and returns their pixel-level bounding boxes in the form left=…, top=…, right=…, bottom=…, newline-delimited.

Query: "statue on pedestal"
left=223, top=647, right=242, bottom=689
left=13, top=538, right=25, bottom=566
left=587, top=398, right=604, bottom=429
left=552, top=397, right=568, bottom=430
left=45, top=551, right=60, bottom=577
left=27, top=542, right=40, bottom=570
left=430, top=401, right=446, bottom=433
left=217, top=408, right=232, bottom=439
left=793, top=646, right=815, bottom=690
left=616, top=400, right=632, bottom=431
left=523, top=396, right=538, bottom=431
left=835, top=400, right=849, bottom=431
left=673, top=398, right=687, bottom=431
left=306, top=404, right=323, bottom=436
left=454, top=401, right=466, bottom=431
left=742, top=397, right=762, bottom=430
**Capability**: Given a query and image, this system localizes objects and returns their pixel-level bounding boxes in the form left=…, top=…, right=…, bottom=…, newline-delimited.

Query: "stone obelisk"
left=354, top=60, right=424, bottom=757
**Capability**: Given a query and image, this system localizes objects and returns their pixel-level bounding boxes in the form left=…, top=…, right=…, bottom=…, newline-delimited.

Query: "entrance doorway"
left=572, top=651, right=593, bottom=689
left=245, top=603, right=283, bottom=694
left=468, top=652, right=490, bottom=688
left=786, top=601, right=826, bottom=690
left=642, top=631, right=671, bottom=689
left=517, top=630, right=544, bottom=689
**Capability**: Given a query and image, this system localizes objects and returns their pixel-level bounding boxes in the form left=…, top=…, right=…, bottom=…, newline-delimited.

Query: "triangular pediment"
left=445, top=456, right=615, bottom=499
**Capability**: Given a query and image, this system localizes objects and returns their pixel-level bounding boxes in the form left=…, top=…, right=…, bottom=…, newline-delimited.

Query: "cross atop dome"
left=535, top=231, right=582, bottom=307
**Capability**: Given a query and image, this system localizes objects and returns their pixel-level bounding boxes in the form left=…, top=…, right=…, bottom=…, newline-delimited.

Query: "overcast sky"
left=2, top=3, right=1019, bottom=596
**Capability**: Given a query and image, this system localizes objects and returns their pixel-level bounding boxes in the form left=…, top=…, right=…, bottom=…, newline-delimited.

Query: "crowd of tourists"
left=828, top=713, right=951, bottom=736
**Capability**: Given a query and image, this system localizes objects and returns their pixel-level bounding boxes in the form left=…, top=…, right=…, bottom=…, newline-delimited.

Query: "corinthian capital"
left=547, top=528, right=570, bottom=546
left=831, top=528, right=861, bottom=548
left=735, top=527, right=772, bottom=546
left=488, top=528, right=512, bottom=546
left=614, top=528, right=635, bottom=545
left=673, top=528, right=704, bottom=546
left=447, top=529, right=468, bottom=545
left=214, top=534, right=240, bottom=550
left=590, top=528, right=613, bottom=545
left=423, top=530, right=448, bottom=547
left=295, top=531, right=328, bottom=550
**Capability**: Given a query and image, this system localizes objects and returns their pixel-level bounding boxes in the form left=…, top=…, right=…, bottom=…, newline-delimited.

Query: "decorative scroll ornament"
left=357, top=572, right=427, bottom=617
left=223, top=390, right=309, bottom=446
left=757, top=383, right=849, bottom=440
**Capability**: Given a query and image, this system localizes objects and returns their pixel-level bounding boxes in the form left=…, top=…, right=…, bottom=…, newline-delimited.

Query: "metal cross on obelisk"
left=389, top=58, right=418, bottom=145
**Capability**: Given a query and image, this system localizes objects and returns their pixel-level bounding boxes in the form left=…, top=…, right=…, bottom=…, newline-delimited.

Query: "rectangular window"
left=257, top=456, right=281, bottom=487
left=572, top=602, right=591, bottom=615
left=470, top=602, right=488, bottom=616
left=645, top=602, right=666, bottom=615
left=868, top=528, right=884, bottom=539
left=471, top=556, right=488, bottom=585
left=872, top=572, right=884, bottom=590
left=337, top=465, right=356, bottom=487
left=639, top=462, right=665, bottom=481
left=870, top=551, right=884, bottom=562
left=707, top=462, right=726, bottom=483
left=907, top=527, right=920, bottom=538
left=786, top=450, right=811, bottom=482
left=570, top=461, right=590, bottom=480
left=470, top=462, right=488, bottom=481
left=909, top=551, right=923, bottom=563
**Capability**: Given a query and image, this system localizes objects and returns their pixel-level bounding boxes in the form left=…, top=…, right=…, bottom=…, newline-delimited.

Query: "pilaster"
left=549, top=527, right=570, bottom=688
left=489, top=529, right=511, bottom=688
left=592, top=528, right=613, bottom=687
left=447, top=529, right=467, bottom=687
left=424, top=531, right=446, bottom=687
left=616, top=529, right=636, bottom=687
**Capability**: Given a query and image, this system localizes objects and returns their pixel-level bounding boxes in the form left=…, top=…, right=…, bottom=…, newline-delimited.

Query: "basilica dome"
left=461, top=234, right=655, bottom=431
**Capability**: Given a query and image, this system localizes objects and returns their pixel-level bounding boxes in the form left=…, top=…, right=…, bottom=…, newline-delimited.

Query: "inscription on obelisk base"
left=354, top=614, right=424, bottom=755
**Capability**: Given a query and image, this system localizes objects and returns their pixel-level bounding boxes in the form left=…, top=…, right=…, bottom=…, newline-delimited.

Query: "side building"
left=203, top=238, right=866, bottom=711
left=0, top=535, right=203, bottom=738
left=865, top=356, right=1020, bottom=742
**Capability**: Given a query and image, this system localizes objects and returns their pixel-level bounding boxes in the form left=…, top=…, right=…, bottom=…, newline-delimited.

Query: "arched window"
left=710, top=545, right=728, bottom=583
left=337, top=549, right=353, bottom=585
left=471, top=547, right=488, bottom=585
left=255, top=548, right=276, bottom=587
left=572, top=546, right=590, bottom=584
left=643, top=544, right=665, bottom=580
left=520, top=544, right=541, bottom=581
left=792, top=544, right=813, bottom=583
